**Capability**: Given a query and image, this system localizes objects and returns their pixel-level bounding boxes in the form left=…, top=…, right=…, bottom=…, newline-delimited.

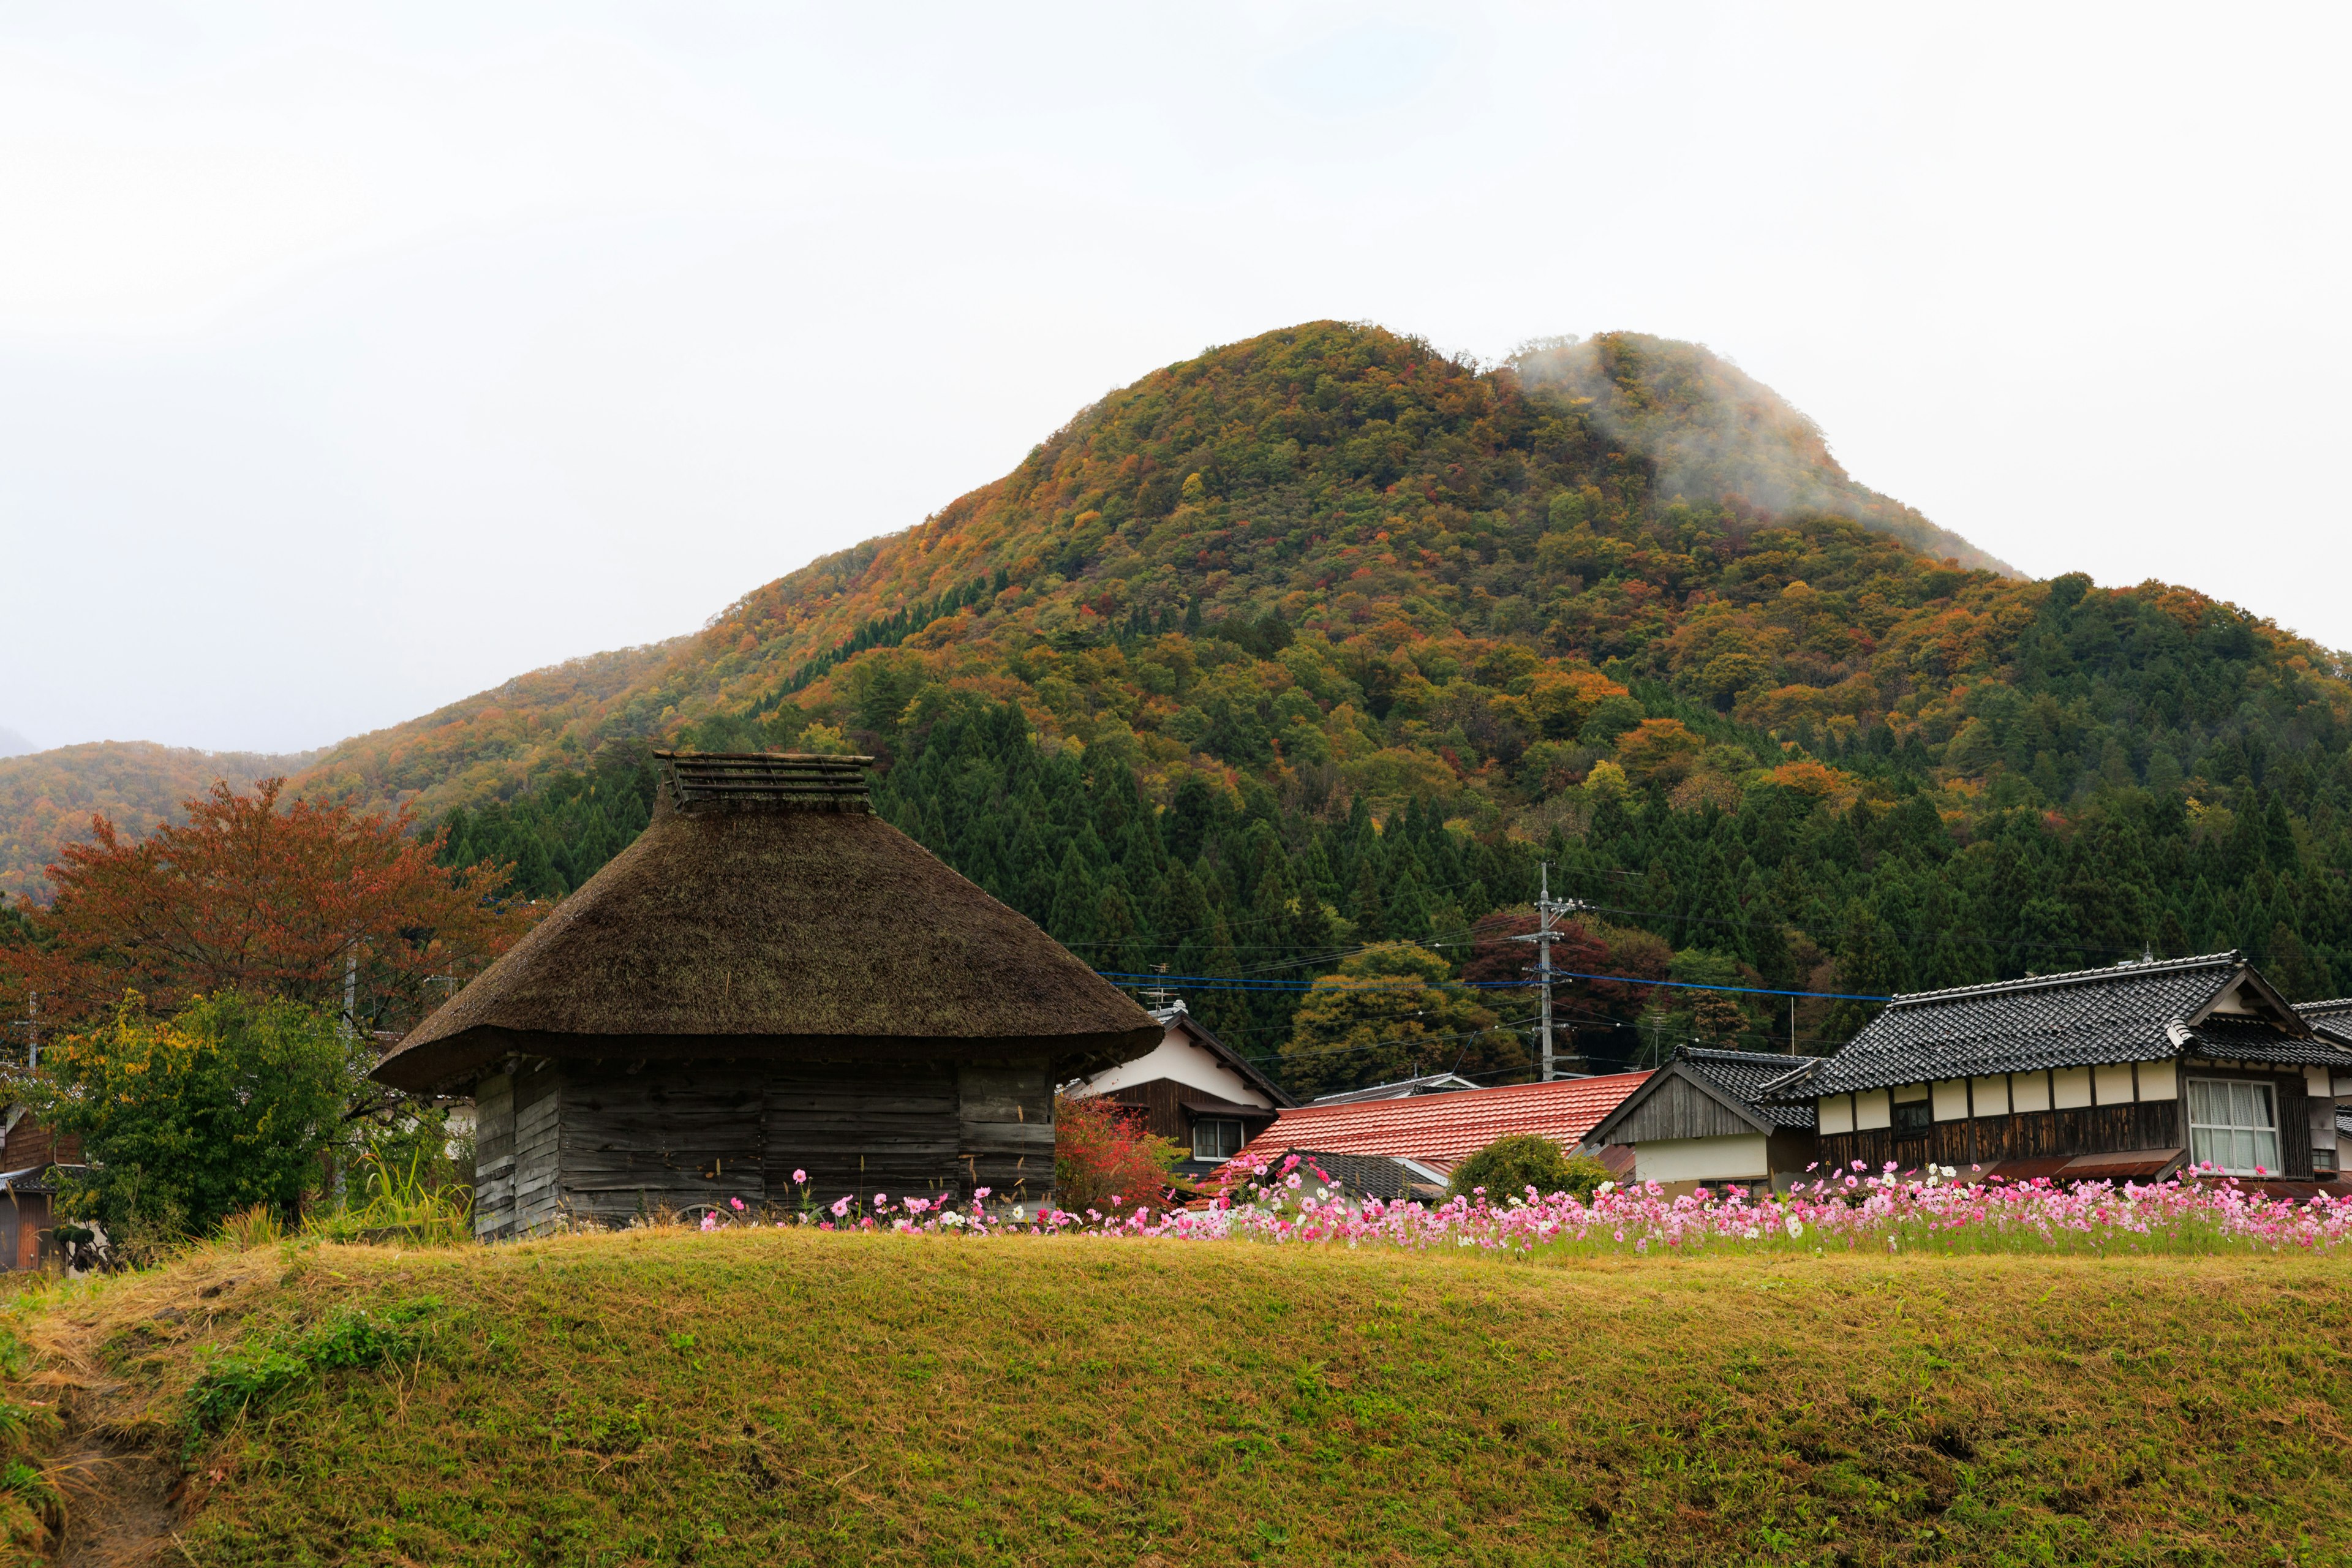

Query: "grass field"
left=12, top=1227, right=2352, bottom=1566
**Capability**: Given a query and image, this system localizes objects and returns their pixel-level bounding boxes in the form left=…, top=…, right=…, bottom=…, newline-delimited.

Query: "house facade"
left=1068, top=1001, right=1292, bottom=1177
left=1585, top=1047, right=1822, bottom=1194
left=1793, top=953, right=2352, bottom=1185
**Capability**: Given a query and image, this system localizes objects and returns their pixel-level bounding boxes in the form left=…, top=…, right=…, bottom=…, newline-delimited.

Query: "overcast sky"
left=3, top=2, right=2346, bottom=756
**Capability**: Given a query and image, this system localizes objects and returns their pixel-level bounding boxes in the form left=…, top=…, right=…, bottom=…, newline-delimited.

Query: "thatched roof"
left=374, top=753, right=1159, bottom=1092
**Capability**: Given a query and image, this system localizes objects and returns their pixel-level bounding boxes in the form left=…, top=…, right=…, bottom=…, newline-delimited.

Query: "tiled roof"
left=1310, top=1072, right=1482, bottom=1105
left=1808, top=953, right=2351, bottom=1097
left=2179, top=1016, right=2352, bottom=1066
left=2296, top=999, right=2352, bottom=1051
left=1277, top=1149, right=1449, bottom=1202
left=1232, top=1072, right=1649, bottom=1174
left=1679, top=1049, right=1825, bottom=1129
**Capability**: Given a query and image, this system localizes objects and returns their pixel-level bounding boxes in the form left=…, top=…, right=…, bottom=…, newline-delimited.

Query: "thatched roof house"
left=377, top=753, right=1159, bottom=1237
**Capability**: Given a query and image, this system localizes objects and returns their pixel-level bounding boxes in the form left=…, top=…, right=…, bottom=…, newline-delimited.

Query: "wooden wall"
left=1607, top=1074, right=1760, bottom=1143
left=473, top=1055, right=1056, bottom=1237
left=1104, top=1079, right=1188, bottom=1144
left=1815, top=1067, right=2312, bottom=1179
left=1, top=1116, right=80, bottom=1172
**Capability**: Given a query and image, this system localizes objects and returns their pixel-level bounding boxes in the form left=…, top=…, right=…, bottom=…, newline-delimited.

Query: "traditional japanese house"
left=1793, top=953, right=2352, bottom=1185
left=1066, top=1000, right=1292, bottom=1178
left=1585, top=1047, right=1823, bottom=1195
left=372, top=753, right=1162, bottom=1238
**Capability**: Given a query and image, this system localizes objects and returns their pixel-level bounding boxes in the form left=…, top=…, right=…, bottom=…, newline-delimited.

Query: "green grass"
left=20, top=1229, right=2352, bottom=1566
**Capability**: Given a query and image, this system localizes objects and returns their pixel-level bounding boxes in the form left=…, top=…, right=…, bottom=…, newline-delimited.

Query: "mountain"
left=10, top=322, right=2349, bottom=1091
left=0, top=728, right=33, bottom=761
left=0, top=742, right=317, bottom=902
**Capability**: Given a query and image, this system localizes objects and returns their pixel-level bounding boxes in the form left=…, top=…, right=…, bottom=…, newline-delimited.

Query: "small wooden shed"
left=373, top=753, right=1160, bottom=1238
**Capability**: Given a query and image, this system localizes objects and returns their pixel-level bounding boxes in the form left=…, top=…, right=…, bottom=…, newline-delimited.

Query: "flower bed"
left=708, top=1156, right=2352, bottom=1257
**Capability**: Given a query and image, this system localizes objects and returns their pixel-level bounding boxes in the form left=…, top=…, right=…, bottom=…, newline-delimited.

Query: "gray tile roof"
left=1807, top=952, right=2352, bottom=1097
left=1679, top=1049, right=1825, bottom=1129
left=2297, top=999, right=2352, bottom=1052
left=2180, top=1016, right=2352, bottom=1066
left=1278, top=1148, right=1448, bottom=1202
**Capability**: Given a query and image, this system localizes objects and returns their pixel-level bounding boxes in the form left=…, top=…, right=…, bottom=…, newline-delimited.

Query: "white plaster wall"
left=2094, top=1063, right=2135, bottom=1104
left=1819, top=1095, right=1853, bottom=1135
left=2011, top=1071, right=2051, bottom=1112
left=1931, top=1080, right=1969, bottom=1121
left=1079, top=1033, right=1267, bottom=1105
left=2053, top=1066, right=2092, bottom=1109
left=1635, top=1134, right=1770, bottom=1183
left=1971, top=1076, right=2010, bottom=1116
left=2138, top=1061, right=2177, bottom=1101
left=1855, top=1088, right=1892, bottom=1130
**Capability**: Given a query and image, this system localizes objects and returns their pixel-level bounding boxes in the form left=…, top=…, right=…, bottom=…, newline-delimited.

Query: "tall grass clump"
left=301, top=1148, right=471, bottom=1248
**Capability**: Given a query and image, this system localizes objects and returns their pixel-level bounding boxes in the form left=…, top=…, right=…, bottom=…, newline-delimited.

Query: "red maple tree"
left=2, top=778, right=537, bottom=1035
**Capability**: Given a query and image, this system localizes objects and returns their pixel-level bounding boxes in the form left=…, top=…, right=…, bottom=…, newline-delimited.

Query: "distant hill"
left=0, top=742, right=317, bottom=903
left=9, top=322, right=2348, bottom=1086
left=289, top=323, right=2028, bottom=823
left=0, top=728, right=33, bottom=761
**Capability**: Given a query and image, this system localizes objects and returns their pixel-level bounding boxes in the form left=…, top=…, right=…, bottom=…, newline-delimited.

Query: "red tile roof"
left=1232, top=1072, right=1650, bottom=1174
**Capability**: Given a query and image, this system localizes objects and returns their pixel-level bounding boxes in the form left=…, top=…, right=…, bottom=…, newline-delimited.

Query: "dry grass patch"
left=7, top=1229, right=2351, bottom=1566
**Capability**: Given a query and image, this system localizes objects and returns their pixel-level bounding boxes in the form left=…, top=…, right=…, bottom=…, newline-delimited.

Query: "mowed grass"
left=26, top=1229, right=2352, bottom=1567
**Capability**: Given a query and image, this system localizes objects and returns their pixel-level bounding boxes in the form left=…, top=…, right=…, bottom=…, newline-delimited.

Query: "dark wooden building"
left=1586, top=1047, right=1823, bottom=1194
left=1790, top=953, right=2352, bottom=1185
left=373, top=753, right=1161, bottom=1239
left=1068, top=1001, right=1291, bottom=1177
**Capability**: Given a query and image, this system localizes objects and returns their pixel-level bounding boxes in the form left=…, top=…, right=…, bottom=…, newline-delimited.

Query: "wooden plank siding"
left=1104, top=1079, right=1188, bottom=1145
left=476, top=1055, right=1058, bottom=1236
left=472, top=1072, right=517, bottom=1241
left=1608, top=1076, right=1760, bottom=1142
left=1815, top=1067, right=2312, bottom=1179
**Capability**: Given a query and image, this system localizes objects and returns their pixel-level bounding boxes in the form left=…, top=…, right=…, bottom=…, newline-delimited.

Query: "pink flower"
left=831, top=1196, right=851, bottom=1217
left=974, top=1187, right=992, bottom=1200
left=875, top=1193, right=888, bottom=1207
left=792, top=1169, right=808, bottom=1185
left=729, top=1196, right=747, bottom=1212
left=699, top=1212, right=718, bottom=1231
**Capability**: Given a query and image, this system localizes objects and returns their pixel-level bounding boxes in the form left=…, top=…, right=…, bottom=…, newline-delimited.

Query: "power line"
left=1099, top=968, right=1891, bottom=1001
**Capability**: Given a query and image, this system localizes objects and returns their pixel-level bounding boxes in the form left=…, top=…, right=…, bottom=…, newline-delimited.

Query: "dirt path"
left=49, top=1432, right=181, bottom=1567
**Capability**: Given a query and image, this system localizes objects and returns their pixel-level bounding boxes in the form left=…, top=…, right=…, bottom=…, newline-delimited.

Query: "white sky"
left=3, top=2, right=2346, bottom=755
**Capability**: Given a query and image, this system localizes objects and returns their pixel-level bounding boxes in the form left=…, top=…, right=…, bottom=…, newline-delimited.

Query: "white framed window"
left=2187, top=1079, right=2280, bottom=1176
left=1191, top=1118, right=1244, bottom=1161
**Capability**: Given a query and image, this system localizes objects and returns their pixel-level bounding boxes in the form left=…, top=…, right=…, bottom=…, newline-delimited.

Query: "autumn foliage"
left=4, top=778, right=537, bottom=1035
left=1052, top=1093, right=1185, bottom=1211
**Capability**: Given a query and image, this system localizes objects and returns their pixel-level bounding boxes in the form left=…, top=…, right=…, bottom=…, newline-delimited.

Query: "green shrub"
left=1447, top=1136, right=1611, bottom=1202
left=187, top=1299, right=441, bottom=1431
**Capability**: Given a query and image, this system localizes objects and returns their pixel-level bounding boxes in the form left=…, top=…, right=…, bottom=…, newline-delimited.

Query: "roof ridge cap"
left=2294, top=998, right=2352, bottom=1013
left=1885, top=952, right=2239, bottom=1008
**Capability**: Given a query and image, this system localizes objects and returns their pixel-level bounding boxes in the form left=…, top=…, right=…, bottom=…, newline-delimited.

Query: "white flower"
left=1785, top=1216, right=1804, bottom=1240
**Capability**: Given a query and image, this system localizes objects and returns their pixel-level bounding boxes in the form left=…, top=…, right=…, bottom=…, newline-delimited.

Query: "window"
left=2187, top=1079, right=2280, bottom=1175
left=1191, top=1118, right=1244, bottom=1161
left=1892, top=1099, right=1932, bottom=1134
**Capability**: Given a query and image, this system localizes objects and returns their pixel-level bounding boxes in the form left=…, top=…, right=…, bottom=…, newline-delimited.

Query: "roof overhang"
left=2185, top=963, right=2314, bottom=1038
left=374, top=1021, right=1164, bottom=1096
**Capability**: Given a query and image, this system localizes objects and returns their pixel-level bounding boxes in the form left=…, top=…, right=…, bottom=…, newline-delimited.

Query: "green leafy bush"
left=31, top=992, right=350, bottom=1253
left=1447, top=1136, right=1611, bottom=1202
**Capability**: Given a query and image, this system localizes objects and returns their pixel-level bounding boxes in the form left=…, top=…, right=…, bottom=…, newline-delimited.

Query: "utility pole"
left=23, top=992, right=34, bottom=1074
left=1510, top=863, right=1585, bottom=1082
left=342, top=949, right=358, bottom=1042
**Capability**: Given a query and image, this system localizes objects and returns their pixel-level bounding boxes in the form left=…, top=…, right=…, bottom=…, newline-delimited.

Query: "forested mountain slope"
left=8, top=323, right=2346, bottom=1088
left=393, top=323, right=2352, bottom=1089
left=0, top=743, right=315, bottom=903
